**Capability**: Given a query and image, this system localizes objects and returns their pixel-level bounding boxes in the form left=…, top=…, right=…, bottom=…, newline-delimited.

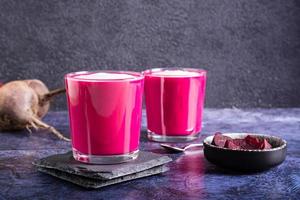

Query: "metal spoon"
left=160, top=143, right=203, bottom=153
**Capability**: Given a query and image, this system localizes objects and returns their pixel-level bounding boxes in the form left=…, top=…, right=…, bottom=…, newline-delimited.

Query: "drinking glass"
left=144, top=68, right=206, bottom=142
left=65, top=70, right=144, bottom=164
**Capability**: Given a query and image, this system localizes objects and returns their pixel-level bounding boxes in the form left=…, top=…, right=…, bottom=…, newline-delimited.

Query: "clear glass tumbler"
left=144, top=68, right=207, bottom=142
left=65, top=70, right=144, bottom=164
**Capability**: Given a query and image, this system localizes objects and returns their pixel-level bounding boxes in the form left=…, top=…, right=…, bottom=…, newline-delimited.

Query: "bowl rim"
left=203, top=133, right=287, bottom=152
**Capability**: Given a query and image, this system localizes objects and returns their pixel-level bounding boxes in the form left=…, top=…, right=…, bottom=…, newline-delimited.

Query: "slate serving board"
left=37, top=165, right=169, bottom=189
left=33, top=151, right=172, bottom=188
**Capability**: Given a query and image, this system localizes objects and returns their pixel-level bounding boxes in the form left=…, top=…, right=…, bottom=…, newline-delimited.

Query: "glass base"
left=72, top=148, right=139, bottom=164
left=147, top=130, right=200, bottom=143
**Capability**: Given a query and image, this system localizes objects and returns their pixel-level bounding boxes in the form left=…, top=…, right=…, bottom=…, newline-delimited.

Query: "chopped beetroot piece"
left=211, top=133, right=273, bottom=150
left=232, top=139, right=245, bottom=146
left=241, top=142, right=257, bottom=150
left=245, top=135, right=261, bottom=148
left=214, top=132, right=222, bottom=137
left=212, top=132, right=232, bottom=147
left=231, top=139, right=255, bottom=149
left=259, top=139, right=272, bottom=149
left=225, top=140, right=241, bottom=149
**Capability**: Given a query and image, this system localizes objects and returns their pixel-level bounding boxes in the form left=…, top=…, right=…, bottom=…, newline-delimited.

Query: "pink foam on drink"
left=144, top=68, right=206, bottom=136
left=65, top=71, right=144, bottom=155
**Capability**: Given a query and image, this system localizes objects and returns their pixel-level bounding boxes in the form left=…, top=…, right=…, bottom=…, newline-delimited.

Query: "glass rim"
left=142, top=68, right=207, bottom=77
left=65, top=70, right=144, bottom=82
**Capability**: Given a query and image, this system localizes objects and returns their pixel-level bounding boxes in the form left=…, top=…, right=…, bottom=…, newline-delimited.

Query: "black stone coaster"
left=33, top=151, right=172, bottom=188
left=37, top=165, right=169, bottom=189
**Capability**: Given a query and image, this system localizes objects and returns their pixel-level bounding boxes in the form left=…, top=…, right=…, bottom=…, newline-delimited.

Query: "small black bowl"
left=203, top=133, right=287, bottom=171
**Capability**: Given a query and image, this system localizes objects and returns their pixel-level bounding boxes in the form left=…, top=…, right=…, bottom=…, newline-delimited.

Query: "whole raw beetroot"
left=0, top=80, right=69, bottom=141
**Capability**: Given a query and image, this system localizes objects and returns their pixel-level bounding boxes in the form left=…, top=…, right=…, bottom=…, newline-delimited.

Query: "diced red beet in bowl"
left=212, top=133, right=272, bottom=150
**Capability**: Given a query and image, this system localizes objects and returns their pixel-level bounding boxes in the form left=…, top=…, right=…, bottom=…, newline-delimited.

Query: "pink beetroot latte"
left=144, top=68, right=206, bottom=142
left=65, top=71, right=144, bottom=164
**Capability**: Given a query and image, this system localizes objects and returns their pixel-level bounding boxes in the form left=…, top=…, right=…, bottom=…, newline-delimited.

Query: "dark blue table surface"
left=0, top=109, right=299, bottom=200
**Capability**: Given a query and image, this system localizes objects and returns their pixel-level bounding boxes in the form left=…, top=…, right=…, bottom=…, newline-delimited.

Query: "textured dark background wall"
left=0, top=0, right=299, bottom=110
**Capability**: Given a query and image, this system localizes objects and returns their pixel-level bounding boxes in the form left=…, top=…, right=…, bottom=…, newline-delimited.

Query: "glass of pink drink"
left=65, top=71, right=144, bottom=164
left=144, top=68, right=207, bottom=142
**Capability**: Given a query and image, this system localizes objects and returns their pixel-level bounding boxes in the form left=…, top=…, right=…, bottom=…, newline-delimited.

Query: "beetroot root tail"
left=30, top=121, right=38, bottom=130
left=31, top=117, right=70, bottom=141
left=40, top=88, right=66, bottom=103
left=25, top=124, right=32, bottom=134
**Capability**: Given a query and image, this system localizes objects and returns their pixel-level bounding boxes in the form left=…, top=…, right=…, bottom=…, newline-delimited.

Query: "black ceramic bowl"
left=203, top=133, right=287, bottom=171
